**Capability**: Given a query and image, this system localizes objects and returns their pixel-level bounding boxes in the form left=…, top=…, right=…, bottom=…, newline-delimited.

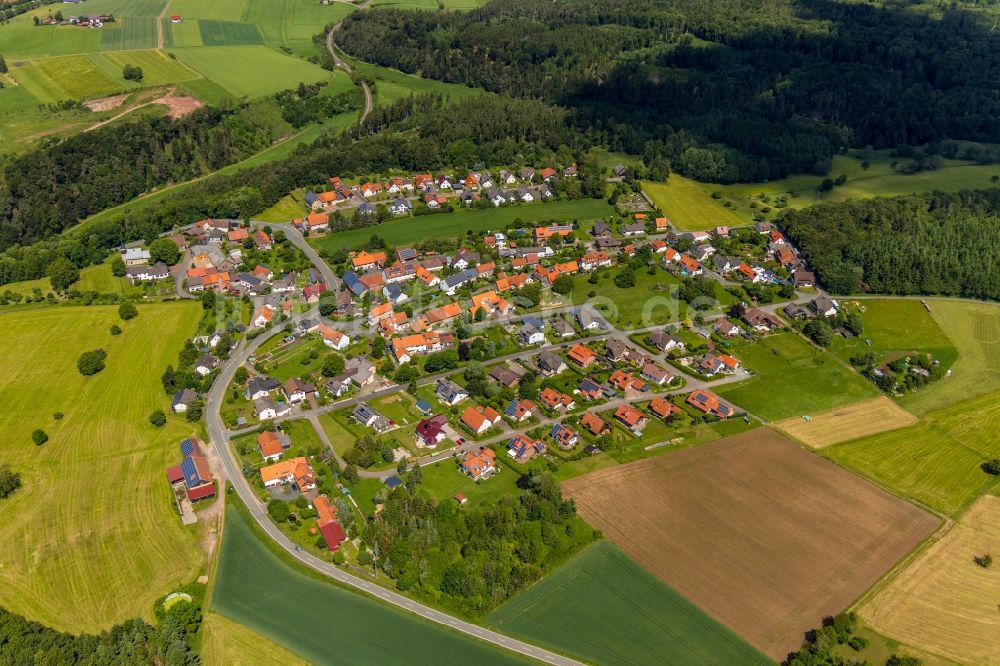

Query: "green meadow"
left=716, top=333, right=879, bottom=421
left=489, top=541, right=771, bottom=666
left=310, top=199, right=615, bottom=252
left=212, top=504, right=527, bottom=665
left=169, top=45, right=330, bottom=102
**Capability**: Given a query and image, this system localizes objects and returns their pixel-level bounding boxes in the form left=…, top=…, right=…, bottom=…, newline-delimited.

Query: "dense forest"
left=363, top=470, right=596, bottom=617
left=335, top=0, right=1000, bottom=182
left=778, top=189, right=1000, bottom=299
left=0, top=605, right=199, bottom=665
left=0, top=92, right=350, bottom=251
left=0, top=93, right=590, bottom=288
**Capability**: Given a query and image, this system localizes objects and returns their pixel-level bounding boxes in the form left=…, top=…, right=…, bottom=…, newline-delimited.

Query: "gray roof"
left=435, top=379, right=468, bottom=402
left=248, top=376, right=281, bottom=395
left=537, top=351, right=566, bottom=373
left=441, top=268, right=477, bottom=290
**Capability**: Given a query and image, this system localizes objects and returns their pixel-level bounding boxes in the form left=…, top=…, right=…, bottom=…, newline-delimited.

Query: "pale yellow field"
left=861, top=495, right=1000, bottom=666
left=0, top=304, right=205, bottom=632
left=200, top=612, right=310, bottom=666
left=775, top=396, right=918, bottom=448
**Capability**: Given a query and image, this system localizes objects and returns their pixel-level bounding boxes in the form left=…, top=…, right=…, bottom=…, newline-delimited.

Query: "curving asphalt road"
left=205, top=308, right=581, bottom=665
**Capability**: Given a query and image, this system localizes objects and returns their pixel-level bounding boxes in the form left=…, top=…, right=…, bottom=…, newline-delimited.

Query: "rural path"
left=325, top=0, right=374, bottom=122
left=156, top=1, right=169, bottom=49
left=205, top=308, right=583, bottom=665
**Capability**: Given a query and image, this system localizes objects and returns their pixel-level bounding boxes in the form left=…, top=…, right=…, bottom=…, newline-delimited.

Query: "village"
left=118, top=162, right=863, bottom=565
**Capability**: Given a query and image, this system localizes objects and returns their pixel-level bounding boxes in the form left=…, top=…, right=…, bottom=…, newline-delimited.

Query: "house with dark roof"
left=435, top=379, right=469, bottom=406
left=550, top=423, right=579, bottom=449
left=537, top=351, right=567, bottom=376
left=352, top=402, right=391, bottom=432
left=165, top=438, right=215, bottom=503
left=507, top=434, right=546, bottom=462
left=415, top=414, right=448, bottom=448
left=172, top=388, right=198, bottom=413
left=489, top=366, right=520, bottom=387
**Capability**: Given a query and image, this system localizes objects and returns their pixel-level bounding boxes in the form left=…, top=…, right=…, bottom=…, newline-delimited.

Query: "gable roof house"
left=461, top=448, right=496, bottom=480
left=550, top=423, right=579, bottom=450
left=537, top=351, right=568, bottom=376
left=435, top=379, right=469, bottom=406
left=811, top=296, right=840, bottom=317
left=714, top=319, right=742, bottom=337
left=258, top=430, right=292, bottom=462
left=568, top=343, right=599, bottom=368
left=507, top=434, right=545, bottom=463
left=166, top=438, right=215, bottom=502
left=247, top=376, right=281, bottom=401
left=649, top=396, right=682, bottom=420
left=415, top=414, right=449, bottom=448
left=581, top=411, right=610, bottom=436
left=260, top=457, right=316, bottom=492
left=461, top=405, right=501, bottom=435
left=172, top=388, right=198, bottom=413
left=687, top=389, right=734, bottom=418
left=519, top=322, right=546, bottom=345
left=504, top=399, right=537, bottom=422
left=489, top=366, right=520, bottom=387
left=614, top=404, right=649, bottom=434
left=647, top=331, right=685, bottom=353
left=352, top=402, right=392, bottom=433
left=539, top=387, right=575, bottom=411
left=700, top=352, right=741, bottom=375
left=318, top=324, right=350, bottom=350
left=641, top=362, right=674, bottom=385
left=313, top=495, right=348, bottom=552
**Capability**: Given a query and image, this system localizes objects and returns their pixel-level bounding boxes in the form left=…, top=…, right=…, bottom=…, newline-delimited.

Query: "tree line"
left=333, top=0, right=1000, bottom=183
left=778, top=188, right=1000, bottom=300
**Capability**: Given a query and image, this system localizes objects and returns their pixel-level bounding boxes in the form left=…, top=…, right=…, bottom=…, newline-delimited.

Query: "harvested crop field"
left=563, top=429, right=940, bottom=660
left=860, top=495, right=1000, bottom=666
left=774, top=396, right=918, bottom=448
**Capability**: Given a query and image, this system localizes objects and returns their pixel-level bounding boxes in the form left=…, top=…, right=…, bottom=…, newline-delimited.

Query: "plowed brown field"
left=563, top=429, right=940, bottom=660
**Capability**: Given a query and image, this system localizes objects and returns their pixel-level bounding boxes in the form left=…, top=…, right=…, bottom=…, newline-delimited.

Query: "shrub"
left=118, top=303, right=138, bottom=320
left=77, top=349, right=107, bottom=376
left=31, top=429, right=48, bottom=446
left=149, top=410, right=167, bottom=427
left=110, top=324, right=122, bottom=335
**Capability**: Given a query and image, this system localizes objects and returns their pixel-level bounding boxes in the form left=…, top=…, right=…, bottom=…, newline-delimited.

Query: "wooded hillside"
left=335, top=0, right=1000, bottom=183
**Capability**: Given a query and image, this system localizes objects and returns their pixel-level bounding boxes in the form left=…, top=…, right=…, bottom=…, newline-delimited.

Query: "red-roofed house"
left=461, top=448, right=496, bottom=480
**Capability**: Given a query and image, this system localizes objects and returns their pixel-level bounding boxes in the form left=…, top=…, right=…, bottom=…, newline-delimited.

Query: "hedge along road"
left=205, top=316, right=582, bottom=665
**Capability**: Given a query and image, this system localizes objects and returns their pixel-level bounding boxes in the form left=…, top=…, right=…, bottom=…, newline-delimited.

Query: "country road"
left=325, top=1, right=374, bottom=123
left=206, top=316, right=581, bottom=665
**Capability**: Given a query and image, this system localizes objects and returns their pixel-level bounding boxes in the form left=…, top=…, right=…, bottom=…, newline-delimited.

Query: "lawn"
left=488, top=541, right=771, bottom=666
left=73, top=259, right=135, bottom=295
left=824, top=388, right=1000, bottom=516
left=200, top=612, right=309, bottom=666
left=310, top=199, right=615, bottom=252
left=0, top=303, right=205, bottom=632
left=257, top=194, right=307, bottom=222
left=212, top=504, right=528, bottom=665
left=169, top=45, right=330, bottom=102
left=642, top=176, right=751, bottom=231
left=416, top=456, right=520, bottom=505
left=164, top=19, right=203, bottom=47
left=715, top=333, right=879, bottom=421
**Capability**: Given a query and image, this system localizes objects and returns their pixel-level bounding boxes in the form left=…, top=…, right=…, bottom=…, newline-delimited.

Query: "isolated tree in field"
left=77, top=349, right=107, bottom=376
left=47, top=256, right=79, bottom=291
left=0, top=464, right=21, bottom=499
left=31, top=429, right=48, bottom=446
left=982, top=458, right=1000, bottom=476
left=118, top=303, right=138, bottom=320
left=149, top=410, right=166, bottom=427
left=110, top=324, right=121, bottom=335
left=614, top=268, right=635, bottom=289
left=122, top=64, right=143, bottom=82
left=148, top=237, right=180, bottom=266
left=974, top=553, right=992, bottom=568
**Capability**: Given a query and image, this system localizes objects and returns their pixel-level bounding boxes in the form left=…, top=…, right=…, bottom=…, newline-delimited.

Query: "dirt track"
left=564, top=429, right=940, bottom=660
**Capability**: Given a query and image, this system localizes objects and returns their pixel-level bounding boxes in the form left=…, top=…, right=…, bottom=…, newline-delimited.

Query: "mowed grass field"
left=170, top=45, right=330, bottom=102
left=100, top=18, right=159, bottom=51
left=212, top=505, right=527, bottom=665
left=900, top=299, right=1000, bottom=415
left=824, top=388, right=1000, bottom=517
left=830, top=298, right=957, bottom=370
left=860, top=495, right=1000, bottom=666
left=200, top=612, right=309, bottom=666
left=488, top=541, right=771, bottom=666
left=311, top=199, right=615, bottom=252
left=563, top=429, right=940, bottom=660
left=715, top=332, right=880, bottom=421
left=775, top=396, right=917, bottom=449
left=642, top=176, right=751, bottom=231
left=0, top=303, right=205, bottom=632
left=353, top=60, right=482, bottom=106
